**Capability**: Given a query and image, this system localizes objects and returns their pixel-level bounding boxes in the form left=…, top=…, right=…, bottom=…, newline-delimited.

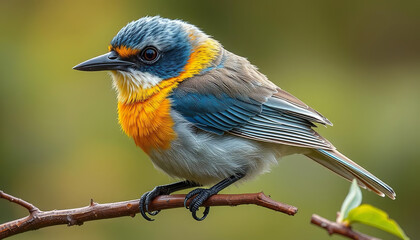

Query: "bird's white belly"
left=148, top=110, right=299, bottom=185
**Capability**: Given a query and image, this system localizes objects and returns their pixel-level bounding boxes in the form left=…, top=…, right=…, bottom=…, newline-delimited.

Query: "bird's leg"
left=139, top=180, right=200, bottom=221
left=184, top=173, right=245, bottom=221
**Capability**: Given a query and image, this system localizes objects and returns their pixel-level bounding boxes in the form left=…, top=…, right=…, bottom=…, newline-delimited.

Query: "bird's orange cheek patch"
left=109, top=45, right=140, bottom=58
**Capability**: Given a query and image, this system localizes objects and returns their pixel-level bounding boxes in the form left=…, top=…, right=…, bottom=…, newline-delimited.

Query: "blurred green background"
left=1, top=0, right=419, bottom=239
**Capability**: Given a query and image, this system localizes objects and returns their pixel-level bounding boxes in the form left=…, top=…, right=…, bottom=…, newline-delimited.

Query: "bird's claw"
left=192, top=206, right=210, bottom=221
left=184, top=188, right=215, bottom=221
left=183, top=188, right=204, bottom=209
left=139, top=186, right=168, bottom=221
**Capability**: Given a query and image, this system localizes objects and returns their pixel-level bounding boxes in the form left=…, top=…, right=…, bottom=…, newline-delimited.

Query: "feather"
left=305, top=149, right=396, bottom=199
left=265, top=96, right=332, bottom=126
left=272, top=88, right=332, bottom=126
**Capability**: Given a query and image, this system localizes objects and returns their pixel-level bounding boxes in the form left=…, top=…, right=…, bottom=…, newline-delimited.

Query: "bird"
left=73, top=16, right=395, bottom=221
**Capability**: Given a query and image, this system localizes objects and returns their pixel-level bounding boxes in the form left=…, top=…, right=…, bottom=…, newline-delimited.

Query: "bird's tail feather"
left=305, top=149, right=396, bottom=199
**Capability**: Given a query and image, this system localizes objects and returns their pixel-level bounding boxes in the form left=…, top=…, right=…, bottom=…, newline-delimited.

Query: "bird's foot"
left=138, top=180, right=201, bottom=221
left=184, top=188, right=217, bottom=221
left=139, top=186, right=170, bottom=221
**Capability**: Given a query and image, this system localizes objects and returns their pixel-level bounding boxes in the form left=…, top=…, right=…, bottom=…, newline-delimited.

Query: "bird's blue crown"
left=110, top=16, right=197, bottom=79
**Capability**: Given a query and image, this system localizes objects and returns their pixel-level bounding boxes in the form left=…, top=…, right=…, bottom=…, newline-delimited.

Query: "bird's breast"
left=117, top=86, right=177, bottom=154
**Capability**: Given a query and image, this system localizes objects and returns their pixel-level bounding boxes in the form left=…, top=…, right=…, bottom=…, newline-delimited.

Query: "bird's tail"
left=305, top=149, right=396, bottom=199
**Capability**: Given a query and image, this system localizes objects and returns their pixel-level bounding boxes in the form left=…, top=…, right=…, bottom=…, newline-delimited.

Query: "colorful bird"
left=73, top=16, right=395, bottom=221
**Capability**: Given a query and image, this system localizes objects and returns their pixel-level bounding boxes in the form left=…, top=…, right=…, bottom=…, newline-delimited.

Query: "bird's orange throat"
left=115, top=39, right=220, bottom=153
left=117, top=85, right=177, bottom=154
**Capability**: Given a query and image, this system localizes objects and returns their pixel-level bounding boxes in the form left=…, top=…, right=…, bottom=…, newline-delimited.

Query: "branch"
left=311, top=214, right=380, bottom=240
left=0, top=191, right=297, bottom=239
left=0, top=191, right=40, bottom=215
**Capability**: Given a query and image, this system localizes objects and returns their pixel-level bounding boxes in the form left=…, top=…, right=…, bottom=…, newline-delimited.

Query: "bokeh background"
left=1, top=0, right=419, bottom=239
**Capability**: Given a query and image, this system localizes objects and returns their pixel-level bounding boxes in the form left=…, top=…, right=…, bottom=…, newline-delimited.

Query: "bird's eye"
left=140, top=47, right=159, bottom=64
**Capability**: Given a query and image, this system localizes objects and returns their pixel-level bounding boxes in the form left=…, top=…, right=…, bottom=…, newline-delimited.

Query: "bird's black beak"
left=73, top=51, right=135, bottom=71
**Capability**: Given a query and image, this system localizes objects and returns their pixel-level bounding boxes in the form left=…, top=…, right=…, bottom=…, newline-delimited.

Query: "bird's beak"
left=73, top=51, right=135, bottom=71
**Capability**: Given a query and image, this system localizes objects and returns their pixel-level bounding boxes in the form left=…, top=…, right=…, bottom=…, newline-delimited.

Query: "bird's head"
left=74, top=16, right=220, bottom=103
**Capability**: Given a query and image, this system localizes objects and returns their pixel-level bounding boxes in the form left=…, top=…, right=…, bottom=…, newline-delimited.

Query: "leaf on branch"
left=337, top=179, right=362, bottom=223
left=345, top=204, right=410, bottom=240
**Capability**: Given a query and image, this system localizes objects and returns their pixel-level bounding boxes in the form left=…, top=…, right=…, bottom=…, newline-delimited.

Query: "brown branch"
left=0, top=191, right=297, bottom=239
left=311, top=214, right=380, bottom=240
left=0, top=191, right=40, bottom=215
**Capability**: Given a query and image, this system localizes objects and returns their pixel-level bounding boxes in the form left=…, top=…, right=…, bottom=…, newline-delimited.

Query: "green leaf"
left=346, top=204, right=410, bottom=240
left=337, top=179, right=362, bottom=223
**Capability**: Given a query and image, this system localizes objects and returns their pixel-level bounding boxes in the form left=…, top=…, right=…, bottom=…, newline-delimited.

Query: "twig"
left=311, top=214, right=380, bottom=240
left=0, top=191, right=297, bottom=239
left=0, top=191, right=39, bottom=215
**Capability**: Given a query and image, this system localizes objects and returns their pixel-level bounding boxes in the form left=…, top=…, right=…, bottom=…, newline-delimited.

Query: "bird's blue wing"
left=171, top=87, right=333, bottom=150
left=229, top=94, right=334, bottom=149
left=171, top=91, right=262, bottom=135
